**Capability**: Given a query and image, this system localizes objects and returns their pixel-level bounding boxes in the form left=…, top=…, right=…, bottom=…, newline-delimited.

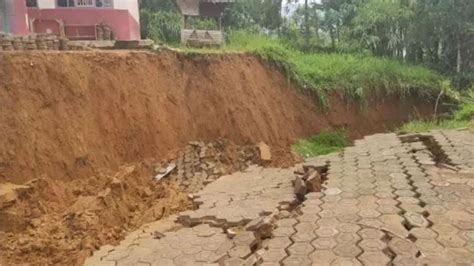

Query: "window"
left=26, top=0, right=38, bottom=7
left=97, top=0, right=113, bottom=7
left=56, top=0, right=113, bottom=8
left=57, top=0, right=75, bottom=7
left=76, top=0, right=94, bottom=7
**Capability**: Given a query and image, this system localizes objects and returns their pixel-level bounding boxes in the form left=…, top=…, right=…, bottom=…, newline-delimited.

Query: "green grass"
left=396, top=119, right=470, bottom=134
left=397, top=90, right=474, bottom=133
left=177, top=31, right=446, bottom=106
left=292, top=131, right=347, bottom=158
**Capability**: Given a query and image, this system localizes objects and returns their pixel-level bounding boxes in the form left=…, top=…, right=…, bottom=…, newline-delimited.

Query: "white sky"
left=282, top=0, right=322, bottom=17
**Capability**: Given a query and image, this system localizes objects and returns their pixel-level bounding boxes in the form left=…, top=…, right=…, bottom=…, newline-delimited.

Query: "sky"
left=282, top=0, right=322, bottom=17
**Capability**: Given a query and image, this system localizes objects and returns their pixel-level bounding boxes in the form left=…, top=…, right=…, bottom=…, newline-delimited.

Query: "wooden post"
left=181, top=15, right=187, bottom=30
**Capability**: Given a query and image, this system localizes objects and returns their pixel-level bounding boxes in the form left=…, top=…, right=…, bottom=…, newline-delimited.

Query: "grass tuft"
left=396, top=120, right=470, bottom=134
left=292, top=131, right=347, bottom=158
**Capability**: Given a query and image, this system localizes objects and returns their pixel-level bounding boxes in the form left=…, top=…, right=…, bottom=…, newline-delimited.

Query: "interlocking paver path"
left=86, top=130, right=474, bottom=266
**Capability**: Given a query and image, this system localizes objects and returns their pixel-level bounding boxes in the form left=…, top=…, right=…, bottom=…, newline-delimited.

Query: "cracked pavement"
left=85, top=130, right=474, bottom=266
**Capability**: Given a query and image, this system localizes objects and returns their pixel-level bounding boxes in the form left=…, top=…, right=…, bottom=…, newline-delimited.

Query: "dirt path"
left=86, top=129, right=474, bottom=265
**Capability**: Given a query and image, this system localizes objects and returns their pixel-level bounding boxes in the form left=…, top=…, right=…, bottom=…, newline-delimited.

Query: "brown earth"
left=0, top=139, right=269, bottom=265
left=0, top=50, right=434, bottom=184
left=0, top=50, right=436, bottom=265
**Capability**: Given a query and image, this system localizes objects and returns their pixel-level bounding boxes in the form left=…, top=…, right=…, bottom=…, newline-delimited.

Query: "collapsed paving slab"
left=86, top=165, right=300, bottom=266
left=86, top=130, right=474, bottom=266
left=178, top=166, right=298, bottom=227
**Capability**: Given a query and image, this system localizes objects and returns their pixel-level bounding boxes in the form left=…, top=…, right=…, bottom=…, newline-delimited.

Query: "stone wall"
left=0, top=33, right=76, bottom=51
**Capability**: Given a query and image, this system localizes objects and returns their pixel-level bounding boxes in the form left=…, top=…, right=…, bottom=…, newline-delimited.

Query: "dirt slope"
left=0, top=50, right=436, bottom=265
left=0, top=51, right=433, bottom=184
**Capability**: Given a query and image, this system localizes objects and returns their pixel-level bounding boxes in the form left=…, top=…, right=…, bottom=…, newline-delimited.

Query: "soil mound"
left=0, top=139, right=276, bottom=265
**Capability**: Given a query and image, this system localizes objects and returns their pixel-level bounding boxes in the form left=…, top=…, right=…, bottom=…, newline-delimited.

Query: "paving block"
left=388, top=238, right=419, bottom=257
left=260, top=249, right=288, bottom=263
left=358, top=251, right=391, bottom=266
left=404, top=212, right=429, bottom=228
left=358, top=239, right=387, bottom=252
left=287, top=242, right=315, bottom=256
left=333, top=243, right=362, bottom=258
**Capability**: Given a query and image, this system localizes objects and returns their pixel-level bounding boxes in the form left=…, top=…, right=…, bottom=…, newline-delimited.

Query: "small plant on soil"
left=292, top=130, right=347, bottom=158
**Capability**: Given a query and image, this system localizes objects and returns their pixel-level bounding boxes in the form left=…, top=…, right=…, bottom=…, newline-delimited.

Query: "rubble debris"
left=0, top=164, right=191, bottom=265
left=0, top=139, right=285, bottom=265
left=154, top=162, right=177, bottom=181
left=0, top=183, right=31, bottom=209
left=294, top=164, right=327, bottom=195
left=245, top=216, right=274, bottom=239
left=257, top=142, right=272, bottom=162
left=306, top=171, right=322, bottom=192
left=156, top=139, right=259, bottom=192
left=293, top=176, right=307, bottom=199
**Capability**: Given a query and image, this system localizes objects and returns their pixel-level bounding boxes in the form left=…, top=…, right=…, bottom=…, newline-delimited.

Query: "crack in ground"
left=168, top=163, right=330, bottom=265
left=397, top=135, right=443, bottom=248
left=399, top=134, right=456, bottom=168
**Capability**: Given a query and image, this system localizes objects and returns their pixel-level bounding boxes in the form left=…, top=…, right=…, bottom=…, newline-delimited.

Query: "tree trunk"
left=304, top=0, right=309, bottom=49
left=330, top=29, right=336, bottom=50
left=457, top=34, right=462, bottom=74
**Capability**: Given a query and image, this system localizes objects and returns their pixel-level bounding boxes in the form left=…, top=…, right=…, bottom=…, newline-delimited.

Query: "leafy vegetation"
left=397, top=120, right=470, bottom=134
left=454, top=90, right=474, bottom=121
left=224, top=32, right=444, bottom=104
left=292, top=131, right=347, bottom=158
left=139, top=0, right=472, bottom=103
left=397, top=89, right=474, bottom=133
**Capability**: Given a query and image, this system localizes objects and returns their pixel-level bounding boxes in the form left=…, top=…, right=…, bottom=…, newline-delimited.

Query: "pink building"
left=1, top=0, right=140, bottom=41
left=0, top=0, right=29, bottom=35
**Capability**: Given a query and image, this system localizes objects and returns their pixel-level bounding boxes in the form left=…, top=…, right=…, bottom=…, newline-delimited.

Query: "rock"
left=294, top=166, right=305, bottom=175
left=257, top=142, right=272, bottom=162
left=306, top=171, right=322, bottom=192
left=245, top=216, right=273, bottom=238
left=152, top=231, right=165, bottom=239
left=142, top=187, right=153, bottom=197
left=294, top=176, right=307, bottom=199
left=226, top=228, right=238, bottom=239
left=0, top=183, right=31, bottom=209
left=243, top=254, right=260, bottom=266
left=277, top=210, right=291, bottom=219
left=30, top=218, right=41, bottom=228
left=18, top=236, right=30, bottom=246
left=154, top=163, right=177, bottom=181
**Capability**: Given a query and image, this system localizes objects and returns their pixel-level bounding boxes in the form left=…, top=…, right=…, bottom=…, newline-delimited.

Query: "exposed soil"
left=0, top=51, right=435, bottom=184
left=0, top=50, right=436, bottom=265
left=0, top=139, right=278, bottom=265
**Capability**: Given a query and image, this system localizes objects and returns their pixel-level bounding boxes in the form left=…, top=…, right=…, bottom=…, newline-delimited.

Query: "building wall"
left=0, top=0, right=29, bottom=34
left=28, top=8, right=140, bottom=40
left=0, top=0, right=9, bottom=32
left=113, top=0, right=139, bottom=23
left=26, top=0, right=141, bottom=40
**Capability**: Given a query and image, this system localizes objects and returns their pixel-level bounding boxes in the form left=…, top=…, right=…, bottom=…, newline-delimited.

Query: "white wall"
left=113, top=0, right=139, bottom=22
left=38, top=0, right=56, bottom=8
